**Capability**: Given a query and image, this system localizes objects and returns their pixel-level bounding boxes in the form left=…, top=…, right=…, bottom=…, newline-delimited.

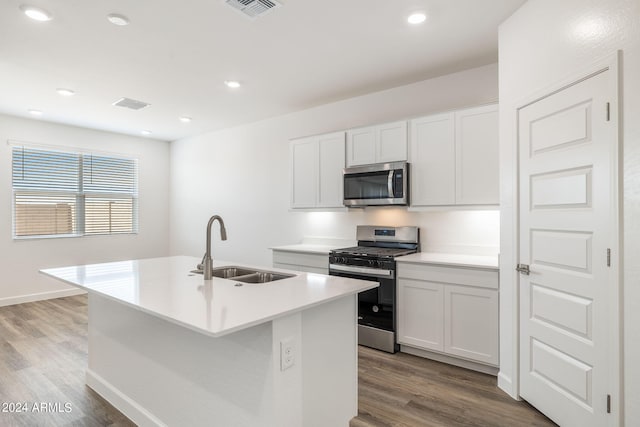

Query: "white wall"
left=0, top=114, right=171, bottom=306
left=169, top=64, right=500, bottom=265
left=498, top=0, right=640, bottom=422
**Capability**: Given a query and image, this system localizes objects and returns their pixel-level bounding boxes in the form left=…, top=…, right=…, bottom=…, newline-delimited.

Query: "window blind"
left=11, top=146, right=138, bottom=238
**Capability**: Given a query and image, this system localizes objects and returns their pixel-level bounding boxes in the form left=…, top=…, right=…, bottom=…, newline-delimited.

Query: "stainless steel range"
left=329, top=225, right=420, bottom=353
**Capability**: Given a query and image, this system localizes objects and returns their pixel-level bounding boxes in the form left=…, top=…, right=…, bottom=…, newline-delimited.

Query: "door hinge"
left=607, top=394, right=611, bottom=413
left=516, top=264, right=530, bottom=275
left=606, top=102, right=611, bottom=121
left=607, top=249, right=611, bottom=267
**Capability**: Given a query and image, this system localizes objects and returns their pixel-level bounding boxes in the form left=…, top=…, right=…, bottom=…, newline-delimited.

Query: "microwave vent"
left=225, top=0, right=281, bottom=19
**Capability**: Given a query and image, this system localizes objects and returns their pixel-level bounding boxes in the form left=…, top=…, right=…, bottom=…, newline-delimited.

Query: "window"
left=11, top=145, right=138, bottom=238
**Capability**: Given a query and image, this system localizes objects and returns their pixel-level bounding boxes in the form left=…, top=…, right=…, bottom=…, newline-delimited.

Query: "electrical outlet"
left=280, top=337, right=295, bottom=371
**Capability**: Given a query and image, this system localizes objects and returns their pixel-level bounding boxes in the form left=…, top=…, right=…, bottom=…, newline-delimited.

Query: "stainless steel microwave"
left=343, top=161, right=409, bottom=207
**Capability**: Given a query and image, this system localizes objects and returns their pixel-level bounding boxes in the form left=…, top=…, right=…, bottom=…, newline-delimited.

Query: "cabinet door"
left=318, top=132, right=345, bottom=207
left=444, top=285, right=498, bottom=365
left=455, top=104, right=499, bottom=205
left=290, top=137, right=318, bottom=208
left=410, top=113, right=455, bottom=206
left=397, top=278, right=444, bottom=352
left=346, top=126, right=376, bottom=166
left=376, top=121, right=408, bottom=163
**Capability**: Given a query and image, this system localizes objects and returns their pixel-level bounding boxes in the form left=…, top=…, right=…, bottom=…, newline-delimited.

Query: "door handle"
left=387, top=170, right=394, bottom=197
left=516, top=264, right=530, bottom=275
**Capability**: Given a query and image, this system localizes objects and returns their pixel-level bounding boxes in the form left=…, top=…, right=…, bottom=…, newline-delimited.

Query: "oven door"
left=343, top=162, right=408, bottom=206
left=327, top=268, right=395, bottom=332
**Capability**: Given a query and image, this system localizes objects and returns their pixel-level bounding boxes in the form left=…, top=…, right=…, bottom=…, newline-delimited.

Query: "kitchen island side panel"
left=86, top=292, right=359, bottom=427
left=87, top=293, right=277, bottom=427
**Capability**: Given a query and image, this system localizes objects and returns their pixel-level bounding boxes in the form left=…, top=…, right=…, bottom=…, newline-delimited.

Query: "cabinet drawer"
left=272, top=251, right=328, bottom=269
left=397, top=263, right=498, bottom=290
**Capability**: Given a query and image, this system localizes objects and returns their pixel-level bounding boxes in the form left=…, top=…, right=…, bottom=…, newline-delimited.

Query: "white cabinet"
left=410, top=113, right=456, bottom=206
left=397, top=279, right=443, bottom=352
left=455, top=104, right=499, bottom=205
left=346, top=121, right=407, bottom=166
left=272, top=250, right=328, bottom=274
left=291, top=137, right=317, bottom=208
left=444, top=285, right=499, bottom=365
left=409, top=104, right=499, bottom=207
left=290, top=132, right=345, bottom=209
left=397, top=262, right=499, bottom=367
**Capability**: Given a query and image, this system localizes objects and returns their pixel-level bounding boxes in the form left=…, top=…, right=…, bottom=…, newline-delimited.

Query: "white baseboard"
left=0, top=288, right=86, bottom=307
left=400, top=345, right=499, bottom=376
left=86, top=369, right=166, bottom=427
left=497, top=371, right=520, bottom=400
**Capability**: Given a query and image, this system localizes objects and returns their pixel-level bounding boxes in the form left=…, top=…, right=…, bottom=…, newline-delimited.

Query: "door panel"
left=518, top=69, right=617, bottom=427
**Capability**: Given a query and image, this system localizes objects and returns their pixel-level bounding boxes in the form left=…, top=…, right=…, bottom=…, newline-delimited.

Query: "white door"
left=518, top=69, right=618, bottom=426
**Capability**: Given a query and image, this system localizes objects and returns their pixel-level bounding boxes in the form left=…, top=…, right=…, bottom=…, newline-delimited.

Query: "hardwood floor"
left=352, top=346, right=557, bottom=427
left=0, top=295, right=556, bottom=427
left=0, top=296, right=134, bottom=427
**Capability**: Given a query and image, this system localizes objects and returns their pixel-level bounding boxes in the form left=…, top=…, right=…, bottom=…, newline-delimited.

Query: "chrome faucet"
left=201, top=215, right=227, bottom=280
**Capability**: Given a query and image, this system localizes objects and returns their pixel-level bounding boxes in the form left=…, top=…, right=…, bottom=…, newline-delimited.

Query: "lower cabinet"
left=397, top=262, right=499, bottom=367
left=272, top=250, right=329, bottom=274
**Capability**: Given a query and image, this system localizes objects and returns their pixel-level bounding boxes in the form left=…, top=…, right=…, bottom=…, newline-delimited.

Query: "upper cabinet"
left=410, top=104, right=499, bottom=207
left=455, top=105, right=499, bottom=205
left=290, top=132, right=345, bottom=209
left=346, top=121, right=407, bottom=167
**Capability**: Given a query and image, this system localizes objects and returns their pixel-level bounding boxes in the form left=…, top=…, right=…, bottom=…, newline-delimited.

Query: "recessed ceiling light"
left=56, top=88, right=75, bottom=97
left=140, top=130, right=152, bottom=136
left=107, top=13, right=130, bottom=26
left=224, top=80, right=241, bottom=89
left=28, top=109, right=43, bottom=116
left=20, top=5, right=52, bottom=21
left=407, top=13, right=427, bottom=25
left=179, top=116, right=192, bottom=123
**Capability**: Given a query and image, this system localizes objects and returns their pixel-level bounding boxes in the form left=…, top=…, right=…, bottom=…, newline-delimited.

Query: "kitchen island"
left=41, top=256, right=377, bottom=427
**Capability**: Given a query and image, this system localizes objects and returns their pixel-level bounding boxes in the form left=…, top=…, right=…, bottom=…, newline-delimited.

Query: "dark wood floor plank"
left=353, top=346, right=558, bottom=427
left=0, top=296, right=135, bottom=427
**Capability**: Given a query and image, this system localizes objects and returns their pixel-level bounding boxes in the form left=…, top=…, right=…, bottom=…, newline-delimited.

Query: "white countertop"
left=41, top=256, right=377, bottom=338
left=269, top=243, right=343, bottom=255
left=396, top=252, right=499, bottom=269
left=270, top=237, right=356, bottom=255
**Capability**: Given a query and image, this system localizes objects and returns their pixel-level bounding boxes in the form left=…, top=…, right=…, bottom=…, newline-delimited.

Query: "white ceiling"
left=0, top=0, right=525, bottom=141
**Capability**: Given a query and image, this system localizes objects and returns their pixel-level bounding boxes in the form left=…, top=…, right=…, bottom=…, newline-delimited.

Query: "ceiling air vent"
left=225, top=0, right=281, bottom=19
left=112, top=97, right=150, bottom=110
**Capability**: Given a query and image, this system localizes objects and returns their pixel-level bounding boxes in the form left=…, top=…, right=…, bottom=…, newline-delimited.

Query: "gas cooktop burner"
left=330, top=246, right=416, bottom=258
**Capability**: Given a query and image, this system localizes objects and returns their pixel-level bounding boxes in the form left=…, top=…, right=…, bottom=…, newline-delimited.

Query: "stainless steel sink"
left=191, top=266, right=295, bottom=283
left=234, top=272, right=295, bottom=284
left=212, top=266, right=257, bottom=279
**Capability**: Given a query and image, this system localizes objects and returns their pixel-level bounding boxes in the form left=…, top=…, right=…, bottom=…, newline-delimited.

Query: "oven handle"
left=329, top=263, right=394, bottom=279
left=387, top=170, right=394, bottom=197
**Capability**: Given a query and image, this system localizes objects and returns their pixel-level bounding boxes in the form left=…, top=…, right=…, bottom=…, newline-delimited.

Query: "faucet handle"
left=197, top=253, right=206, bottom=270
